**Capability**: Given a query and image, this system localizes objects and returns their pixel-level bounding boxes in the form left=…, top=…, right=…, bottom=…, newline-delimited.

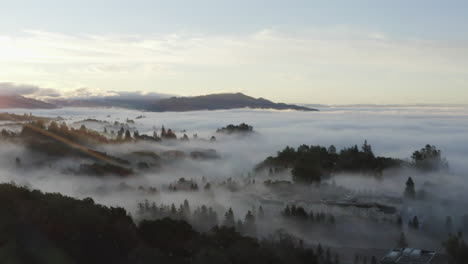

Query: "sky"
left=0, top=0, right=467, bottom=104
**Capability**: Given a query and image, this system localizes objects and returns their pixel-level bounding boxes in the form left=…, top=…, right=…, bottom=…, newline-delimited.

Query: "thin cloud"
left=1, top=28, right=467, bottom=104
left=0, top=82, right=40, bottom=96
left=0, top=82, right=171, bottom=101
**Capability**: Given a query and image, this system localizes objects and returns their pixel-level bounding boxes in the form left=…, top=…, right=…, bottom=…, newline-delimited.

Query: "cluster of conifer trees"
left=282, top=205, right=336, bottom=226
left=216, top=123, right=254, bottom=134
left=259, top=141, right=447, bottom=183
left=137, top=199, right=264, bottom=237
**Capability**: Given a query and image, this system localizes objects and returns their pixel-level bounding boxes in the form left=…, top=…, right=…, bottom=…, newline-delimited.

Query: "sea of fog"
left=1, top=105, right=468, bottom=254
left=6, top=105, right=468, bottom=174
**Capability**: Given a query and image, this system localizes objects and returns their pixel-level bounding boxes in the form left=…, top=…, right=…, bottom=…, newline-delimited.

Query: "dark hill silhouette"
left=0, top=95, right=57, bottom=109
left=149, top=93, right=317, bottom=112
left=52, top=92, right=317, bottom=112
left=0, top=183, right=321, bottom=264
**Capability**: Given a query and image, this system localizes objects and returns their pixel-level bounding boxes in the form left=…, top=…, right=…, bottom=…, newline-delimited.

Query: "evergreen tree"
left=361, top=140, right=374, bottom=157
left=244, top=210, right=256, bottom=236
left=125, top=130, right=132, bottom=141
left=165, top=129, right=177, bottom=139
left=117, top=127, right=124, bottom=141
left=411, top=144, right=448, bottom=171
left=48, top=121, right=59, bottom=132
left=60, top=122, right=69, bottom=132
left=183, top=199, right=191, bottom=217
left=412, top=216, right=419, bottom=230
left=397, top=215, right=403, bottom=228
left=328, top=145, right=337, bottom=154
left=258, top=206, right=265, bottom=220
left=397, top=232, right=409, bottom=248
left=223, top=208, right=235, bottom=227
left=170, top=204, right=177, bottom=217
left=317, top=243, right=324, bottom=260
left=404, top=177, right=416, bottom=199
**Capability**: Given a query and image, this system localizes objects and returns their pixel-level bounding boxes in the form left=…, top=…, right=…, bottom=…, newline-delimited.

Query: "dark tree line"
left=0, top=183, right=327, bottom=264
left=282, top=205, right=336, bottom=226
left=137, top=200, right=262, bottom=237
left=217, top=123, right=254, bottom=134
left=19, top=121, right=129, bottom=164
left=4, top=121, right=190, bottom=176
left=137, top=199, right=218, bottom=232
left=258, top=141, right=447, bottom=183
left=443, top=232, right=468, bottom=264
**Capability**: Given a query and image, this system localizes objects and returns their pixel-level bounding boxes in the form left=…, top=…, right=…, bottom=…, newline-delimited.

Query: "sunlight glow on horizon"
left=0, top=1, right=467, bottom=105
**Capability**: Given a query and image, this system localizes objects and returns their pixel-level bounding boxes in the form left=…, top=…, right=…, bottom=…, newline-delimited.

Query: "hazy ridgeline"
left=1, top=106, right=468, bottom=263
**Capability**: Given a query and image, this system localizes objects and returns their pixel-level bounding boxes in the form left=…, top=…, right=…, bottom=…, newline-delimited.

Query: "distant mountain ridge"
left=53, top=92, right=317, bottom=112
left=0, top=95, right=57, bottom=109
left=147, top=93, right=317, bottom=112
left=1, top=92, right=317, bottom=111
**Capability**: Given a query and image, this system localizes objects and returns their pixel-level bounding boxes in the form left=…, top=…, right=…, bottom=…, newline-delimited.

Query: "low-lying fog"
left=9, top=105, right=468, bottom=172
left=1, top=105, right=467, bottom=260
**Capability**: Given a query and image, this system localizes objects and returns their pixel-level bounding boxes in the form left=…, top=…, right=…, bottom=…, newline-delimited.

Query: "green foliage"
left=443, top=233, right=468, bottom=264
left=0, top=183, right=322, bottom=264
left=411, top=144, right=449, bottom=172
left=139, top=218, right=197, bottom=257
left=217, top=123, right=254, bottom=134
left=160, top=125, right=177, bottom=140
left=258, top=141, right=404, bottom=183
left=281, top=205, right=336, bottom=227
left=224, top=208, right=236, bottom=228
left=0, top=183, right=138, bottom=264
left=404, top=177, right=416, bottom=199
left=137, top=200, right=218, bottom=232
left=13, top=121, right=135, bottom=176
left=243, top=211, right=256, bottom=236
left=409, top=216, right=420, bottom=230
left=259, top=142, right=445, bottom=184
left=78, top=163, right=133, bottom=177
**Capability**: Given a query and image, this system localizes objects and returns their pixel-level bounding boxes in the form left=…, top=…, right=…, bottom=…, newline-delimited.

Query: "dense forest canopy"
left=0, top=183, right=327, bottom=264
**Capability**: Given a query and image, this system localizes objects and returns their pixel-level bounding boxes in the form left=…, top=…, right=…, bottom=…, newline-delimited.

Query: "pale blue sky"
left=2, top=0, right=467, bottom=38
left=0, top=0, right=467, bottom=104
